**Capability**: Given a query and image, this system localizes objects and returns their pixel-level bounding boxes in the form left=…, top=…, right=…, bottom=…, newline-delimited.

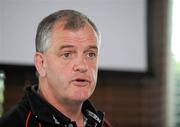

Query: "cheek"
left=89, top=65, right=98, bottom=84
left=92, top=69, right=98, bottom=83
left=46, top=56, right=72, bottom=73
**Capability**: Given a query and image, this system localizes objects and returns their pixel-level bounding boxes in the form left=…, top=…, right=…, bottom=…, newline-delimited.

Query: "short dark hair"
left=35, top=9, right=100, bottom=52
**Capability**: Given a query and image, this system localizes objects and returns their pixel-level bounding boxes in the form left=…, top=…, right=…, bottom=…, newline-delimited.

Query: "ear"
left=34, top=52, right=46, bottom=77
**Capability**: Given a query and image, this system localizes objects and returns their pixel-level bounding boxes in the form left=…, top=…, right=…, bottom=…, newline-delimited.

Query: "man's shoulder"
left=0, top=96, right=30, bottom=127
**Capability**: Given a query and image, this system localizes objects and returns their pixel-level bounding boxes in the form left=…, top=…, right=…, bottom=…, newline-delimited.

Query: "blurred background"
left=0, top=0, right=179, bottom=126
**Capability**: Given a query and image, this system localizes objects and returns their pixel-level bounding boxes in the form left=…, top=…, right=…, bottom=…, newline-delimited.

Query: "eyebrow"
left=58, top=45, right=75, bottom=50
left=58, top=45, right=98, bottom=51
left=86, top=45, right=98, bottom=51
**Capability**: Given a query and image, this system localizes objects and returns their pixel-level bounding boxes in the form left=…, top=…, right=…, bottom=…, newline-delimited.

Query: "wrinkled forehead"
left=51, top=21, right=100, bottom=46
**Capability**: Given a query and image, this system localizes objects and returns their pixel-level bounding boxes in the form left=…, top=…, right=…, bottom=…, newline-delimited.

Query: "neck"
left=38, top=81, right=84, bottom=126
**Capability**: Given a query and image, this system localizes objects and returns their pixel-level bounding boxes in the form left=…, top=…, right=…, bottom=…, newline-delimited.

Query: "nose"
left=73, top=56, right=88, bottom=73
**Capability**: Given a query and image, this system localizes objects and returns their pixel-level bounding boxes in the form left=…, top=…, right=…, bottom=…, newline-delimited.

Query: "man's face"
left=41, top=22, right=99, bottom=104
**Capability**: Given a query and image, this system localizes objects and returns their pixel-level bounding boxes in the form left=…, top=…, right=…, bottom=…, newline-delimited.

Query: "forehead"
left=51, top=21, right=99, bottom=43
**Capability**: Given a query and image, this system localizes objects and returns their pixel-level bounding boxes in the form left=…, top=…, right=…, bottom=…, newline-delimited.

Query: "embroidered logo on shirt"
left=52, top=115, right=60, bottom=124
left=86, top=110, right=101, bottom=123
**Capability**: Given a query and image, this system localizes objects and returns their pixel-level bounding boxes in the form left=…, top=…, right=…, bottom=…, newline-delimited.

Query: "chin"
left=72, top=91, right=92, bottom=102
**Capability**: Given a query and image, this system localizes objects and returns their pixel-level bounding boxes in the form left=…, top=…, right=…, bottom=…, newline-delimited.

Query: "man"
left=0, top=10, right=111, bottom=127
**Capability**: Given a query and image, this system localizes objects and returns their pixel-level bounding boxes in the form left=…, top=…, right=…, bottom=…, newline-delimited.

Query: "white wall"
left=0, top=1, right=2, bottom=62
left=0, top=0, right=147, bottom=72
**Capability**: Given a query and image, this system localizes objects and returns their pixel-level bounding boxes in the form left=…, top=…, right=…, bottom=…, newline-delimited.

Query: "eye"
left=87, top=52, right=97, bottom=59
left=62, top=52, right=72, bottom=59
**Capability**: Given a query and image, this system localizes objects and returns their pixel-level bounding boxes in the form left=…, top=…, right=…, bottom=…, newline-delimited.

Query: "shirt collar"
left=25, top=85, right=104, bottom=126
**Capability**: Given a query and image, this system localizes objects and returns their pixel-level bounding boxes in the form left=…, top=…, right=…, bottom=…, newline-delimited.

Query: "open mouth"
left=72, top=78, right=90, bottom=86
left=75, top=79, right=87, bottom=82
